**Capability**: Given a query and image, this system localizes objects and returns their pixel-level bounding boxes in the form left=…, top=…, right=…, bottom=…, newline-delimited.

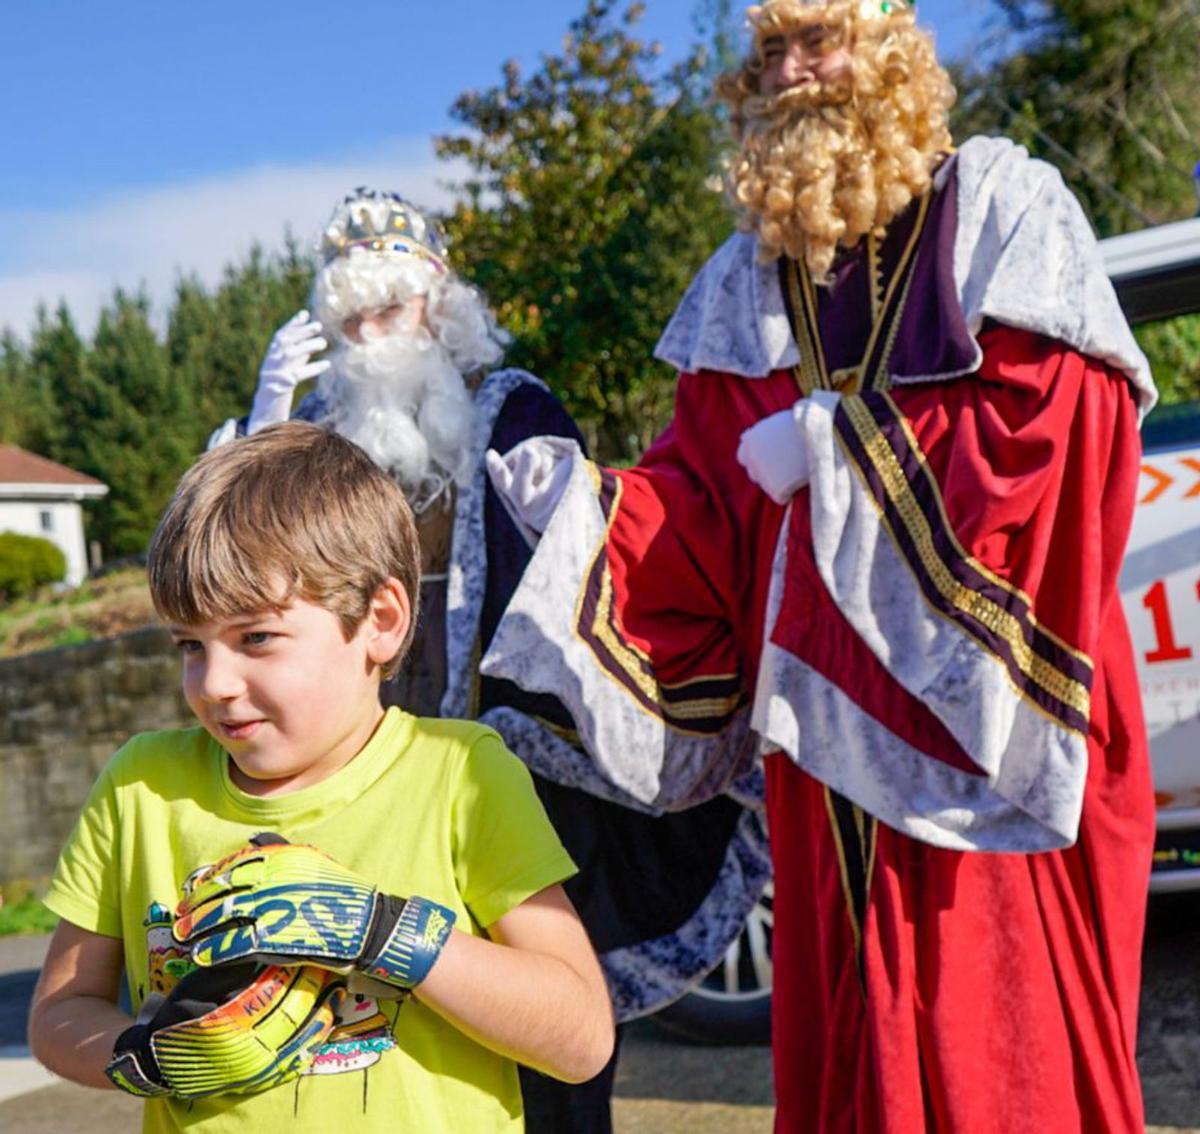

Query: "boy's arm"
left=415, top=883, right=614, bottom=1084
left=174, top=841, right=615, bottom=1083
left=28, top=920, right=128, bottom=1090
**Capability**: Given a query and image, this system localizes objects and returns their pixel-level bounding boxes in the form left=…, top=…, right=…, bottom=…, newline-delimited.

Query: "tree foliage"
left=0, top=331, right=50, bottom=449
left=4, top=0, right=1198, bottom=567
left=167, top=238, right=313, bottom=440
left=83, top=294, right=196, bottom=555
left=436, top=0, right=733, bottom=459
left=1137, top=316, right=1200, bottom=407
left=954, top=0, right=1200, bottom=403
left=955, top=0, right=1200, bottom=235
left=0, top=246, right=315, bottom=561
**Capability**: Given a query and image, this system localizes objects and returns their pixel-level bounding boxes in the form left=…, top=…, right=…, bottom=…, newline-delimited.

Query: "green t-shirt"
left=44, top=708, right=577, bottom=1133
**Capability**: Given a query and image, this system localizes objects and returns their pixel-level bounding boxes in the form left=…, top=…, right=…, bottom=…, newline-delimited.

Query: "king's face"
left=340, top=294, right=429, bottom=344
left=758, top=23, right=852, bottom=98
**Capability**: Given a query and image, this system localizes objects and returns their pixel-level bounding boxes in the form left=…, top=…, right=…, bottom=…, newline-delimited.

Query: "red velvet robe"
left=597, top=325, right=1152, bottom=1131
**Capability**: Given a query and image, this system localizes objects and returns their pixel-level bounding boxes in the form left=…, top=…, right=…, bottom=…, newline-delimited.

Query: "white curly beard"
left=317, top=326, right=474, bottom=513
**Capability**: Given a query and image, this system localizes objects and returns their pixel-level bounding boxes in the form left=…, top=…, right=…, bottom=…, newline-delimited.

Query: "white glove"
left=247, top=310, right=331, bottom=435
left=736, top=405, right=810, bottom=505
left=206, top=418, right=239, bottom=451
left=485, top=436, right=580, bottom=546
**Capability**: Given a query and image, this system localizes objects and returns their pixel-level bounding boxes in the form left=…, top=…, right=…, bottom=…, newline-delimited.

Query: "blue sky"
left=0, top=0, right=991, bottom=338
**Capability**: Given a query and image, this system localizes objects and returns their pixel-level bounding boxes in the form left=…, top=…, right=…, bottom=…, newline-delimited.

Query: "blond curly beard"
left=720, top=5, right=954, bottom=281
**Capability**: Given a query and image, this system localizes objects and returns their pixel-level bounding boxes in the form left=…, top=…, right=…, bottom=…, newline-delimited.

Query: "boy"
left=28, top=422, right=615, bottom=1132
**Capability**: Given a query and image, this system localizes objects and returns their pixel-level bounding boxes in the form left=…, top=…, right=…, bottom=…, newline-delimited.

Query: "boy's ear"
left=364, top=577, right=412, bottom=667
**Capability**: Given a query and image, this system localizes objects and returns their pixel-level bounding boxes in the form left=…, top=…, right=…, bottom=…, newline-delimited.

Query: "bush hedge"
left=0, top=531, right=67, bottom=603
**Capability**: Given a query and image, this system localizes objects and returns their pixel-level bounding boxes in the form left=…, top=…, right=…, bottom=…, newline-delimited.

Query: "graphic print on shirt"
left=143, top=902, right=195, bottom=999
left=306, top=990, right=399, bottom=1075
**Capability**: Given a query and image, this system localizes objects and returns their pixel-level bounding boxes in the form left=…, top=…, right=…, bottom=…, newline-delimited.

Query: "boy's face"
left=168, top=585, right=408, bottom=797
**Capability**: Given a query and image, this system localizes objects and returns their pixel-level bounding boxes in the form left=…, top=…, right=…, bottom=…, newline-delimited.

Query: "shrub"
left=0, top=531, right=67, bottom=603
left=0, top=892, right=59, bottom=936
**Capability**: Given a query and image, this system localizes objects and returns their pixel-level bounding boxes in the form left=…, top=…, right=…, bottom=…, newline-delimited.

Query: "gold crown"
left=752, top=0, right=909, bottom=19
left=319, top=188, right=450, bottom=272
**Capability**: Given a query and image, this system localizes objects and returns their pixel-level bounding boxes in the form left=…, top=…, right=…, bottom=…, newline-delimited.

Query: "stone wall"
left=0, top=628, right=191, bottom=892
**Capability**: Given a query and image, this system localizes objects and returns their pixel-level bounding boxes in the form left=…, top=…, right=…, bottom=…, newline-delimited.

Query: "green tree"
left=691, top=0, right=741, bottom=84
left=27, top=304, right=93, bottom=466
left=10, top=327, right=65, bottom=453
left=2, top=236, right=319, bottom=561
left=165, top=274, right=221, bottom=446
left=955, top=1, right=1200, bottom=235
left=436, top=0, right=732, bottom=459
left=0, top=332, right=38, bottom=445
left=1137, top=317, right=1200, bottom=407
left=954, top=1, right=1200, bottom=403
left=85, top=291, right=195, bottom=555
left=562, top=96, right=733, bottom=453
left=167, top=240, right=315, bottom=449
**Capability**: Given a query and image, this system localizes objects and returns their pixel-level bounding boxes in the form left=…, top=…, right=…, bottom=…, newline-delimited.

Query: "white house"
left=0, top=445, right=108, bottom=587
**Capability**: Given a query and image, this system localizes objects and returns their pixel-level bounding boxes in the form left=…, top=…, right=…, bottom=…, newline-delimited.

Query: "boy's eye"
left=173, top=639, right=203, bottom=655
left=242, top=631, right=275, bottom=648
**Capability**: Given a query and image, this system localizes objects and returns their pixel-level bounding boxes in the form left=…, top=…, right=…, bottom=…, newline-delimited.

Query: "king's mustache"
left=743, top=81, right=854, bottom=131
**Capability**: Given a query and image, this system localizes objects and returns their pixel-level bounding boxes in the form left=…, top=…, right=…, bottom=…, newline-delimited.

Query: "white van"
left=1106, top=216, right=1200, bottom=892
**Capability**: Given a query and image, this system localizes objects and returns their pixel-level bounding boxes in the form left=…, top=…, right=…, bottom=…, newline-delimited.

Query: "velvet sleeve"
left=482, top=368, right=799, bottom=808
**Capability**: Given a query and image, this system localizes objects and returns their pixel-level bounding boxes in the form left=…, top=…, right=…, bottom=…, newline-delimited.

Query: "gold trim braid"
left=839, top=396, right=1092, bottom=725
left=572, top=464, right=745, bottom=732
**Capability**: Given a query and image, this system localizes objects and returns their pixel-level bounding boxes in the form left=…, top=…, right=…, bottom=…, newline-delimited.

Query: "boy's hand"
left=173, top=835, right=456, bottom=992
left=106, top=961, right=344, bottom=1098
left=174, top=837, right=378, bottom=968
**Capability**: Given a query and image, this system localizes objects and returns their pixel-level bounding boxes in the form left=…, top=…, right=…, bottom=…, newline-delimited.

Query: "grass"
left=0, top=894, right=59, bottom=936
left=0, top=566, right=159, bottom=660
left=52, top=625, right=94, bottom=649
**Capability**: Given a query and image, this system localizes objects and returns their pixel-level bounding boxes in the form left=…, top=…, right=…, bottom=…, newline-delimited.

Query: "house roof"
left=0, top=444, right=108, bottom=496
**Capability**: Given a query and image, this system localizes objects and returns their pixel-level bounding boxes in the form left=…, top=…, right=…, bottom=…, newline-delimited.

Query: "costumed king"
left=482, top=3, right=1157, bottom=1129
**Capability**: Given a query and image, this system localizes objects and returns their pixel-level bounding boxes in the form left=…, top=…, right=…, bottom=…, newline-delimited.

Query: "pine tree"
left=6, top=245, right=317, bottom=559
left=165, top=275, right=223, bottom=451
left=169, top=241, right=315, bottom=448
left=28, top=304, right=96, bottom=468
left=83, top=291, right=195, bottom=556
left=0, top=332, right=38, bottom=445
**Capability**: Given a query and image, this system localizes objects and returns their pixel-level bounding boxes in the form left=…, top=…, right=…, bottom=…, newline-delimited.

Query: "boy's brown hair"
left=147, top=422, right=421, bottom=676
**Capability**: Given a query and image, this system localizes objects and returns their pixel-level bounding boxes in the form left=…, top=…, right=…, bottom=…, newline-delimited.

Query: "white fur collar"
left=654, top=136, right=1156, bottom=414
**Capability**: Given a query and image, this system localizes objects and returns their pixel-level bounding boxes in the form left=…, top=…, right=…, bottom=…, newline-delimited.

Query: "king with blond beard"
left=481, top=2, right=1159, bottom=1129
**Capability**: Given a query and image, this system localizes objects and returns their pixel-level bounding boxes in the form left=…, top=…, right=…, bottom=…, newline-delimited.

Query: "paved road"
left=3, top=891, right=1200, bottom=1131
left=1140, top=892, right=1200, bottom=1131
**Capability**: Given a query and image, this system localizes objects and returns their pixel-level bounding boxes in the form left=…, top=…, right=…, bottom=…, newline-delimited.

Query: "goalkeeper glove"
left=105, top=961, right=344, bottom=1099
left=172, top=834, right=456, bottom=994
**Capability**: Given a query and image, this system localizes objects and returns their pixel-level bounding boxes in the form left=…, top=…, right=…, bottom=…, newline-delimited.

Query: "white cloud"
left=0, top=269, right=113, bottom=333
left=0, top=137, right=464, bottom=340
